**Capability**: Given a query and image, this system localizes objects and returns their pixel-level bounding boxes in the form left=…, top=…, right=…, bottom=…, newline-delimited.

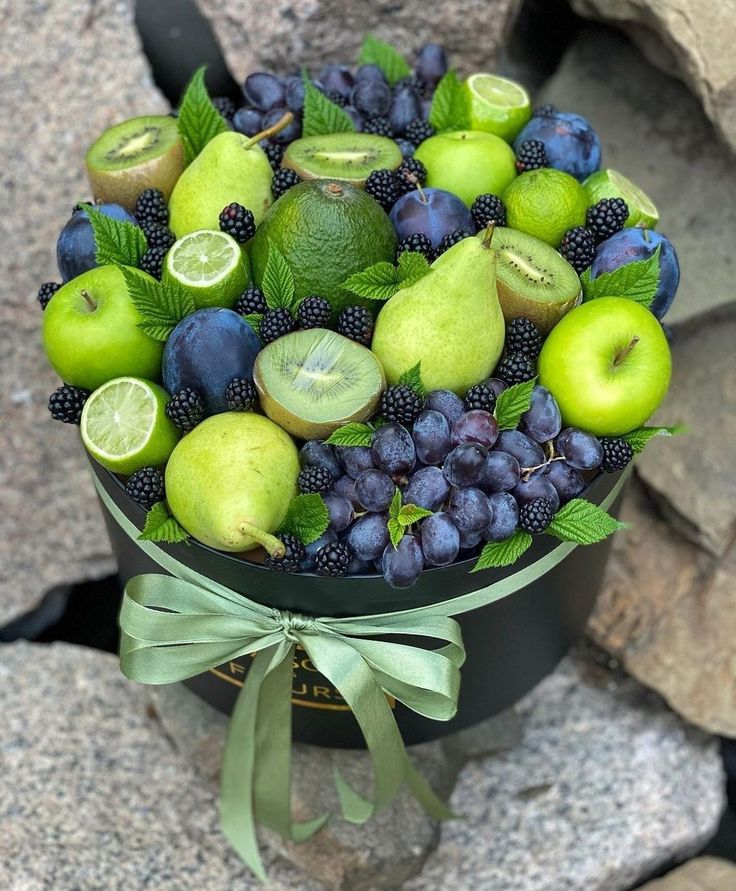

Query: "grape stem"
left=244, top=111, right=294, bottom=149
left=520, top=455, right=566, bottom=481
left=238, top=523, right=285, bottom=558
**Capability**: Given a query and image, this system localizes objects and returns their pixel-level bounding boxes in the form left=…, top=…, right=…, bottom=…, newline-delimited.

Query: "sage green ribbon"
left=92, top=469, right=628, bottom=880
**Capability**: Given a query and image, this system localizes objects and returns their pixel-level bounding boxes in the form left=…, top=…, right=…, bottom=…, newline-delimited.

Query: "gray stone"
left=636, top=856, right=736, bottom=890
left=537, top=27, right=736, bottom=326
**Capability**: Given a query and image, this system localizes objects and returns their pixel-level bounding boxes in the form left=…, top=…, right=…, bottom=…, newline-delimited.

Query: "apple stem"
left=238, top=523, right=285, bottom=558
left=481, top=222, right=496, bottom=249
left=80, top=288, right=97, bottom=311
left=244, top=111, right=294, bottom=149
left=614, top=336, right=640, bottom=366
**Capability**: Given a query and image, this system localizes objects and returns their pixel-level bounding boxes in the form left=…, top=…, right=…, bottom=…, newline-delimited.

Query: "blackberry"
left=212, top=96, right=236, bottom=121
left=559, top=226, right=596, bottom=274
left=396, top=232, right=433, bottom=261
left=235, top=286, right=267, bottom=316
left=264, top=533, right=305, bottom=573
left=298, top=465, right=334, bottom=495
left=272, top=167, right=302, bottom=200
left=165, top=388, right=206, bottom=434
left=314, top=541, right=352, bottom=577
left=48, top=384, right=89, bottom=425
left=505, top=318, right=543, bottom=359
left=518, top=497, right=555, bottom=533
left=224, top=377, right=257, bottom=412
left=433, top=228, right=472, bottom=259
left=363, top=116, right=394, bottom=138
left=380, top=385, right=424, bottom=425
left=586, top=198, right=629, bottom=242
left=396, top=157, right=427, bottom=193
left=337, top=305, right=373, bottom=346
left=125, top=467, right=165, bottom=510
left=471, top=193, right=506, bottom=229
left=134, top=188, right=168, bottom=226
left=404, top=118, right=435, bottom=146
left=599, top=437, right=634, bottom=472
left=297, top=295, right=331, bottom=330
left=139, top=245, right=167, bottom=279
left=141, top=221, right=176, bottom=250
left=218, top=202, right=256, bottom=244
left=365, top=168, right=401, bottom=211
left=324, top=89, right=347, bottom=107
left=261, top=140, right=285, bottom=172
left=464, top=382, right=497, bottom=413
left=515, top=140, right=549, bottom=173
left=260, top=308, right=296, bottom=344
left=38, top=281, right=60, bottom=310
left=533, top=104, right=557, bottom=117
left=495, top=353, right=536, bottom=385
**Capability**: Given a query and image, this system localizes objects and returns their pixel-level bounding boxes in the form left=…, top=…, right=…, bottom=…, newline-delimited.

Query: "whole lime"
left=249, top=180, right=397, bottom=317
left=503, top=168, right=587, bottom=247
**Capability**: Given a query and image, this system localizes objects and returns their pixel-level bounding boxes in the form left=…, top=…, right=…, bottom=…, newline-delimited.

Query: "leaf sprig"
left=620, top=424, right=684, bottom=454
left=301, top=75, right=355, bottom=137
left=494, top=377, right=537, bottom=430
left=262, top=240, right=298, bottom=312
left=358, top=34, right=411, bottom=86
left=118, top=265, right=195, bottom=341
left=428, top=70, right=470, bottom=132
left=580, top=245, right=661, bottom=308
left=398, top=362, right=425, bottom=397
left=84, top=204, right=147, bottom=267
left=139, top=502, right=190, bottom=544
left=341, top=252, right=430, bottom=301
left=177, top=65, right=229, bottom=165
left=387, top=488, right=432, bottom=549
left=277, top=494, right=330, bottom=545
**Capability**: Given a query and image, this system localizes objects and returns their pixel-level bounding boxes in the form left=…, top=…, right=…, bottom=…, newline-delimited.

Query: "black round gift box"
left=91, top=455, right=623, bottom=749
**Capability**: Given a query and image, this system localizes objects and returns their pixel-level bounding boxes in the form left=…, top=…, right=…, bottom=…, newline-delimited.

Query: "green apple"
left=414, top=131, right=517, bottom=206
left=538, top=297, right=671, bottom=436
left=42, top=265, right=163, bottom=390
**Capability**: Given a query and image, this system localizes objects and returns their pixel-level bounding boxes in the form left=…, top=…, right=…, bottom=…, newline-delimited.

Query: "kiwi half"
left=85, top=115, right=184, bottom=210
left=490, top=227, right=582, bottom=333
left=282, top=133, right=402, bottom=186
left=254, top=329, right=385, bottom=440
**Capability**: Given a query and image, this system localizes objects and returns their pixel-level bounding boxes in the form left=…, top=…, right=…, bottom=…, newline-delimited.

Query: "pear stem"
left=614, top=336, right=640, bottom=366
left=481, top=222, right=496, bottom=249
left=244, top=111, right=294, bottom=149
left=238, top=523, right=285, bottom=558
left=80, top=288, right=97, bottom=311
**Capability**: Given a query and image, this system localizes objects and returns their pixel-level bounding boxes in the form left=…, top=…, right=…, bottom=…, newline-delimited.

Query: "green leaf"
left=398, top=362, right=425, bottom=397
left=397, top=503, right=433, bottom=527
left=118, top=265, right=196, bottom=341
left=581, top=244, right=661, bottom=307
left=358, top=34, right=411, bottom=86
left=138, top=502, right=190, bottom=544
left=341, top=261, right=401, bottom=301
left=262, top=240, right=296, bottom=311
left=83, top=204, right=147, bottom=267
left=620, top=424, right=685, bottom=454
left=428, top=70, right=470, bottom=132
left=388, top=487, right=403, bottom=521
left=547, top=498, right=627, bottom=545
left=177, top=65, right=229, bottom=165
left=324, top=422, right=375, bottom=447
left=243, top=313, right=263, bottom=336
left=396, top=251, right=431, bottom=286
left=277, top=494, right=329, bottom=545
left=387, top=517, right=404, bottom=550
left=471, top=531, right=533, bottom=572
left=494, top=377, right=537, bottom=430
left=301, top=75, right=355, bottom=137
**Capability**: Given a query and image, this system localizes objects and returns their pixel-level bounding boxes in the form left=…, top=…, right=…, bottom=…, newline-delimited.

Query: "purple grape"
left=282, top=75, right=305, bottom=112
left=371, top=423, right=416, bottom=476
left=390, top=188, right=475, bottom=250
left=513, top=472, right=560, bottom=512
left=347, top=556, right=374, bottom=575
left=416, top=43, right=448, bottom=86
left=447, top=487, right=492, bottom=533
left=323, top=494, right=354, bottom=532
left=382, top=533, right=424, bottom=589
left=301, top=527, right=338, bottom=571
left=232, top=106, right=263, bottom=137
left=479, top=450, right=520, bottom=493
left=494, top=430, right=545, bottom=468
left=484, top=493, right=519, bottom=542
left=420, top=512, right=460, bottom=566
left=412, top=409, right=451, bottom=465
left=355, top=469, right=395, bottom=512
left=343, top=106, right=364, bottom=131
left=336, top=445, right=374, bottom=478
left=355, top=64, right=388, bottom=85
left=420, top=98, right=432, bottom=121
left=348, top=512, right=390, bottom=562
left=300, top=441, right=342, bottom=479
left=451, top=410, right=498, bottom=449
left=556, top=427, right=603, bottom=470
left=243, top=72, right=285, bottom=111
left=351, top=78, right=392, bottom=117
left=545, top=460, right=584, bottom=501
left=425, top=389, right=465, bottom=428
left=458, top=529, right=483, bottom=551
left=319, top=64, right=354, bottom=98
left=334, top=474, right=360, bottom=510
left=390, top=85, right=422, bottom=135
left=396, top=138, right=416, bottom=159
left=443, top=443, right=488, bottom=487
left=261, top=106, right=301, bottom=143
left=519, top=386, right=562, bottom=444
left=404, top=466, right=450, bottom=511
left=485, top=378, right=508, bottom=398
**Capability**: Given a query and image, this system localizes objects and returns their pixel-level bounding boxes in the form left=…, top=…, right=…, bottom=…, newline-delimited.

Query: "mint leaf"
left=277, top=494, right=329, bottom=545
left=397, top=503, right=432, bottom=527
left=581, top=245, right=661, bottom=308
left=119, top=265, right=195, bottom=341
left=177, top=66, right=229, bottom=165
left=358, top=35, right=411, bottom=86
left=342, top=252, right=430, bottom=301
left=428, top=70, right=470, bottom=132
left=396, top=251, right=431, bottom=286
left=139, top=502, right=190, bottom=544
left=324, top=422, right=375, bottom=447
left=388, top=487, right=402, bottom=522
left=471, top=531, right=533, bottom=572
left=620, top=424, right=685, bottom=454
left=83, top=204, right=147, bottom=267
left=262, top=240, right=296, bottom=311
left=398, top=362, right=425, bottom=397
left=302, top=75, right=355, bottom=137
left=547, top=498, right=626, bottom=545
left=494, top=377, right=537, bottom=430
left=243, top=313, right=263, bottom=336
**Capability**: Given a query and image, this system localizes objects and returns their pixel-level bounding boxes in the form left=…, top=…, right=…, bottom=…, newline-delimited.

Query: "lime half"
left=163, top=229, right=249, bottom=308
left=583, top=169, right=659, bottom=228
left=464, top=73, right=531, bottom=142
left=81, top=377, right=180, bottom=474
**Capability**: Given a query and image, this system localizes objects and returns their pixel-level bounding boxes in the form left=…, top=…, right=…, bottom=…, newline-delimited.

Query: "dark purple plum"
left=299, top=441, right=342, bottom=479
left=443, top=443, right=488, bottom=487
left=351, top=78, right=392, bottom=117
left=513, top=473, right=560, bottom=513
left=57, top=204, right=139, bottom=282
left=513, top=112, right=601, bottom=181
left=389, top=85, right=422, bottom=135
left=355, top=469, right=395, bottom=512
left=420, top=512, right=460, bottom=566
left=458, top=529, right=483, bottom=551
left=323, top=495, right=354, bottom=532
left=556, top=428, right=602, bottom=470
left=451, top=411, right=498, bottom=449
left=336, top=445, right=374, bottom=478
left=412, top=409, right=451, bottom=465
left=283, top=76, right=306, bottom=113
left=319, top=64, right=354, bottom=98
left=484, top=492, right=519, bottom=542
left=390, top=188, right=475, bottom=249
left=415, top=43, right=447, bottom=86
left=261, top=106, right=301, bottom=143
left=232, top=106, right=264, bottom=137
left=403, top=466, right=450, bottom=511
left=382, top=533, right=424, bottom=588
left=478, top=450, right=520, bottom=493
left=494, top=430, right=545, bottom=468
left=371, top=423, right=416, bottom=476
left=447, top=487, right=491, bottom=533
left=425, top=389, right=465, bottom=428
left=348, top=512, right=390, bottom=562
left=519, top=385, right=562, bottom=444
left=242, top=72, right=285, bottom=111
left=334, top=474, right=361, bottom=510
left=544, top=460, right=584, bottom=502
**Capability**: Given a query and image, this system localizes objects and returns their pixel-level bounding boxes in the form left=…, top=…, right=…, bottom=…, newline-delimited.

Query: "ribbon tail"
left=404, top=758, right=457, bottom=820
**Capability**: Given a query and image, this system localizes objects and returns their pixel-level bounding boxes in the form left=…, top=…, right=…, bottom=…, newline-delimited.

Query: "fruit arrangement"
left=39, top=36, right=682, bottom=590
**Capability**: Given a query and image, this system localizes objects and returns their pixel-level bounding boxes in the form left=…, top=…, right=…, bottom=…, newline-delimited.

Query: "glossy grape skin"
left=485, top=378, right=508, bottom=399
left=243, top=72, right=285, bottom=111
left=347, top=556, right=374, bottom=575
left=443, top=443, right=488, bottom=487
left=484, top=493, right=519, bottom=542
left=416, top=43, right=448, bottom=85
left=494, top=430, right=545, bottom=468
left=319, top=64, right=354, bottom=98
left=451, top=410, right=499, bottom=449
left=371, top=423, right=416, bottom=476
left=232, top=106, right=263, bottom=136
left=283, top=75, right=305, bottom=112
left=420, top=512, right=460, bottom=566
left=347, top=512, right=390, bottom=562
left=519, top=385, right=562, bottom=444
left=261, top=106, right=301, bottom=143
left=323, top=494, right=354, bottom=532
left=404, top=466, right=450, bottom=511
left=351, top=78, right=392, bottom=117
left=447, top=487, right=492, bottom=533
left=334, top=474, right=361, bottom=510
left=425, top=389, right=465, bottom=428
left=390, top=85, right=422, bottom=135
left=300, top=441, right=342, bottom=479
left=355, top=469, right=395, bottom=512
left=545, top=460, right=585, bottom=502
left=300, top=527, right=338, bottom=571
left=381, top=533, right=424, bottom=589
left=355, top=64, right=388, bottom=85
left=458, top=529, right=483, bottom=551
left=336, top=445, right=374, bottom=478
left=478, top=450, right=521, bottom=493
left=556, top=428, right=603, bottom=471
left=513, top=473, right=560, bottom=513
left=412, top=409, right=451, bottom=465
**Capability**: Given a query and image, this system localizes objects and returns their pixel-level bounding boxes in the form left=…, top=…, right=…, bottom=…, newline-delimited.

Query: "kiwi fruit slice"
left=85, top=115, right=185, bottom=210
left=282, top=133, right=403, bottom=186
left=490, top=227, right=582, bottom=334
left=254, top=328, right=386, bottom=440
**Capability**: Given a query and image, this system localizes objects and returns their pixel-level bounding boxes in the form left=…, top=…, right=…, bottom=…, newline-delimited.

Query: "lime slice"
left=463, top=73, right=531, bottom=142
left=81, top=377, right=180, bottom=474
left=583, top=169, right=659, bottom=228
left=163, top=229, right=249, bottom=308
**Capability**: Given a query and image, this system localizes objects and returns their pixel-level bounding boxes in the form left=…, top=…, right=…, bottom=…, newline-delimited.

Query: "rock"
left=568, top=0, right=736, bottom=155
left=636, top=857, right=736, bottom=890
left=405, top=652, right=725, bottom=891
left=193, top=0, right=519, bottom=82
left=537, top=27, right=736, bottom=326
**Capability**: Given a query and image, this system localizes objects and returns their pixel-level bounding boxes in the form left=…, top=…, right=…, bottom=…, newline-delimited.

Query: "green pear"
left=371, top=232, right=505, bottom=395
left=168, top=132, right=274, bottom=237
left=165, top=412, right=299, bottom=555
